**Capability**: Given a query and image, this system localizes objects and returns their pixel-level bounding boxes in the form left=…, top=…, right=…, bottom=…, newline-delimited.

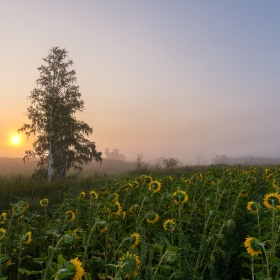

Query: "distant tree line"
left=213, top=155, right=280, bottom=165
left=104, top=148, right=126, bottom=161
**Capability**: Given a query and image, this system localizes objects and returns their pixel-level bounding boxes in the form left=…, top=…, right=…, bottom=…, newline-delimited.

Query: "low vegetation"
left=0, top=165, right=280, bottom=279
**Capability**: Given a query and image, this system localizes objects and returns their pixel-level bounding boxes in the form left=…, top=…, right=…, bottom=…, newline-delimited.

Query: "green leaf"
left=153, top=244, right=163, bottom=253
left=56, top=271, right=74, bottom=279
left=271, top=256, right=280, bottom=268
left=167, top=246, right=181, bottom=252
left=158, top=265, right=171, bottom=272
left=58, top=254, right=66, bottom=266
left=28, top=271, right=41, bottom=275
left=106, top=264, right=119, bottom=273
left=155, top=274, right=169, bottom=280
left=83, top=272, right=92, bottom=280
left=50, top=261, right=58, bottom=271
left=18, top=268, right=27, bottom=274
left=173, top=270, right=184, bottom=279
left=214, top=234, right=224, bottom=239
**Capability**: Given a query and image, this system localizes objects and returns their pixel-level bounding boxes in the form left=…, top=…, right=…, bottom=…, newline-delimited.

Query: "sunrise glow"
left=10, top=135, right=21, bottom=146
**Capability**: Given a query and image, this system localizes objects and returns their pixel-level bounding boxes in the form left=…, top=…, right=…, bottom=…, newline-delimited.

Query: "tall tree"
left=19, top=47, right=102, bottom=181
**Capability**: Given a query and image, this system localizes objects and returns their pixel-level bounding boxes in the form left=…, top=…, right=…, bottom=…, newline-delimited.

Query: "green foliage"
left=18, top=47, right=102, bottom=182
left=1, top=166, right=280, bottom=279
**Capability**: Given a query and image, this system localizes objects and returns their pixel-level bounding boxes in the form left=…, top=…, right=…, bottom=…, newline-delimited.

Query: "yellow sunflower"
left=141, top=175, right=153, bottom=184
left=130, top=232, right=140, bottom=249
left=129, top=204, right=140, bottom=213
left=122, top=211, right=127, bottom=219
left=122, top=183, right=132, bottom=192
left=131, top=180, right=139, bottom=188
left=111, top=201, right=122, bottom=215
left=22, top=202, right=29, bottom=210
left=163, top=219, right=176, bottom=232
left=65, top=210, right=76, bottom=222
left=73, top=228, right=84, bottom=239
left=110, top=193, right=119, bottom=202
left=247, top=201, right=260, bottom=213
left=79, top=192, right=86, bottom=199
left=263, top=192, right=280, bottom=210
left=70, top=258, right=84, bottom=280
left=244, top=236, right=262, bottom=257
left=166, top=175, right=174, bottom=182
left=6, top=258, right=12, bottom=267
left=39, top=198, right=49, bottom=207
left=18, top=214, right=25, bottom=221
left=97, top=221, right=108, bottom=233
left=172, top=190, right=188, bottom=205
left=0, top=228, right=6, bottom=240
left=89, top=190, right=98, bottom=199
left=240, top=191, right=249, bottom=197
left=148, top=180, right=161, bottom=193
left=99, top=186, right=108, bottom=195
left=119, top=252, right=141, bottom=279
left=0, top=212, right=7, bottom=224
left=22, top=231, right=32, bottom=245
left=146, top=212, right=159, bottom=224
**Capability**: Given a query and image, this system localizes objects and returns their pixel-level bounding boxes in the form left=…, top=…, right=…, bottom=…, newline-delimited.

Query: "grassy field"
left=1, top=164, right=280, bottom=279
left=0, top=157, right=136, bottom=175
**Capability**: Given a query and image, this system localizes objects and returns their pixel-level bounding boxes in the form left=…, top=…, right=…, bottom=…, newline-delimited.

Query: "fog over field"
left=1, top=2, right=280, bottom=166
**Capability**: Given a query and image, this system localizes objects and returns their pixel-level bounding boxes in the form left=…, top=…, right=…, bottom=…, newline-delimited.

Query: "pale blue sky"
left=1, top=1, right=280, bottom=163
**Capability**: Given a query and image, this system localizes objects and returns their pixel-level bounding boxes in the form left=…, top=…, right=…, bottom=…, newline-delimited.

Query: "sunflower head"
left=99, top=186, right=108, bottom=195
left=165, top=175, right=174, bottom=182
left=22, top=231, right=32, bottom=245
left=141, top=175, right=153, bottom=184
left=131, top=180, right=139, bottom=188
left=122, top=211, right=127, bottom=220
left=119, top=252, right=141, bottom=279
left=57, top=257, right=84, bottom=280
left=240, top=190, right=249, bottom=197
left=172, top=190, right=188, bottom=205
left=73, top=228, right=85, bottom=239
left=109, top=193, right=119, bottom=202
left=122, top=183, right=132, bottom=192
left=130, top=232, right=140, bottom=249
left=89, top=190, right=98, bottom=200
left=247, top=201, right=260, bottom=213
left=163, top=219, right=176, bottom=232
left=5, top=258, right=12, bottom=267
left=147, top=212, right=159, bottom=224
left=39, top=198, right=49, bottom=207
left=0, top=212, right=7, bottom=224
left=0, top=228, right=6, bottom=240
left=148, top=180, right=161, bottom=193
left=129, top=204, right=140, bottom=213
left=11, top=203, right=25, bottom=218
left=244, top=236, right=262, bottom=257
left=111, top=201, right=122, bottom=215
left=79, top=192, right=86, bottom=200
left=65, top=210, right=76, bottom=222
left=263, top=192, right=280, bottom=210
left=97, top=221, right=108, bottom=233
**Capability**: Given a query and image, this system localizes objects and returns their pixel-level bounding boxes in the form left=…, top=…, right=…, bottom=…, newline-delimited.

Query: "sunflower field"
left=1, top=165, right=280, bottom=280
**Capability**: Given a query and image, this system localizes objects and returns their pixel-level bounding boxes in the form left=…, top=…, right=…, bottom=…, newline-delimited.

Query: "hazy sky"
left=1, top=1, right=280, bottom=164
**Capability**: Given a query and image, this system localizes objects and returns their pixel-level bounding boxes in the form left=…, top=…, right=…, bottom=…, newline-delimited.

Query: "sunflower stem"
left=82, top=221, right=98, bottom=266
left=110, top=237, right=130, bottom=263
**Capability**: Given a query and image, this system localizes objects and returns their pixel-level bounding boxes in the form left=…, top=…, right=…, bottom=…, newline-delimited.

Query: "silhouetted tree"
left=163, top=158, right=178, bottom=168
left=104, top=148, right=126, bottom=161
left=18, top=47, right=102, bottom=181
left=133, top=153, right=146, bottom=170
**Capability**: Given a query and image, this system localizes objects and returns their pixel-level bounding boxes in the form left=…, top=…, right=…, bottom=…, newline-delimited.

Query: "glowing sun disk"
left=11, top=135, right=20, bottom=145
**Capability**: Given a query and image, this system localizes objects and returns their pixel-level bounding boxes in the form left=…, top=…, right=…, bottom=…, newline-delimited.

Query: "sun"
left=11, top=135, right=21, bottom=146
